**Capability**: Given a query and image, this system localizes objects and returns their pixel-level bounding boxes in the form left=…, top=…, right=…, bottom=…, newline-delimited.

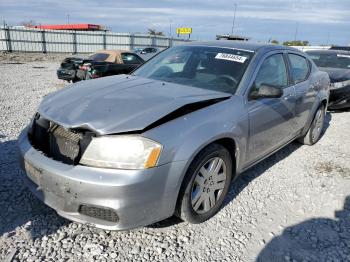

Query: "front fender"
left=143, top=97, right=249, bottom=186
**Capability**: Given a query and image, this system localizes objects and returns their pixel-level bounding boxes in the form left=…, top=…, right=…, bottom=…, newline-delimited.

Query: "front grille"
left=48, top=125, right=82, bottom=164
left=79, top=205, right=119, bottom=223
left=29, top=115, right=91, bottom=165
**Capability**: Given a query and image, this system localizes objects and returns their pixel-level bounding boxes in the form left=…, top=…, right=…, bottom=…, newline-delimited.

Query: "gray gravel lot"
left=0, top=59, right=350, bottom=262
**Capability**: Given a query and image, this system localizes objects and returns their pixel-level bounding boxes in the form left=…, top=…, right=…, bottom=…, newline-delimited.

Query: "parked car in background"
left=307, top=50, right=350, bottom=110
left=56, top=57, right=85, bottom=82
left=329, top=46, right=350, bottom=52
left=135, top=47, right=160, bottom=61
left=57, top=50, right=144, bottom=82
left=19, top=42, right=329, bottom=230
left=134, top=47, right=158, bottom=55
left=76, top=50, right=144, bottom=80
left=132, top=48, right=144, bottom=54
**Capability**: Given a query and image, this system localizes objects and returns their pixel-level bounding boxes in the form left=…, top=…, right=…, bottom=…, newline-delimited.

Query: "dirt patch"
left=315, top=161, right=350, bottom=178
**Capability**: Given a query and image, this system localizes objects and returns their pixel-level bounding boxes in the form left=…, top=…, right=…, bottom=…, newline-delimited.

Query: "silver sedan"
left=18, top=41, right=330, bottom=230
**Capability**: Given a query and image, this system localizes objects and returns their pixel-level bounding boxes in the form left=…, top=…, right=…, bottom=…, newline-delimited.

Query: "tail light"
left=79, top=63, right=91, bottom=71
left=90, top=69, right=100, bottom=79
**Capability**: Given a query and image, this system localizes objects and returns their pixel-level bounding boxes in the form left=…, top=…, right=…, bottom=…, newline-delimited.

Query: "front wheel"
left=298, top=104, right=325, bottom=145
left=176, top=144, right=233, bottom=224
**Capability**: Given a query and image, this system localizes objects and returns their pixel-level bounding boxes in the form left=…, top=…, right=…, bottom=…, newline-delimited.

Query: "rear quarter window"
left=121, top=53, right=143, bottom=64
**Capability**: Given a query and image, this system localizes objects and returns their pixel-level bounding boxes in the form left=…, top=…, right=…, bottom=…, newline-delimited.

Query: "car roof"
left=184, top=40, right=299, bottom=53
left=94, top=50, right=129, bottom=63
left=306, top=49, right=350, bottom=55
left=95, top=49, right=129, bottom=55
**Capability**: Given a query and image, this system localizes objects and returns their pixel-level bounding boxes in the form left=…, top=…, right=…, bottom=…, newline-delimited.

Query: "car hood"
left=38, top=75, right=231, bottom=135
left=319, top=67, right=350, bottom=82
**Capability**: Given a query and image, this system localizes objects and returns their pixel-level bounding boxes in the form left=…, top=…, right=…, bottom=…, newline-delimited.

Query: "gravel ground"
left=0, top=59, right=350, bottom=262
left=0, top=51, right=87, bottom=63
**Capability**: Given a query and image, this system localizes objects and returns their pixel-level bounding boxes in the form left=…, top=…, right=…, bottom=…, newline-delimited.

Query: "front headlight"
left=80, top=136, right=162, bottom=170
left=331, top=79, right=350, bottom=90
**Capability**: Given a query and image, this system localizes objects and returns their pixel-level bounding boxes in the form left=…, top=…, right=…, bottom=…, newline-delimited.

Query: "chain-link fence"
left=0, top=27, right=189, bottom=53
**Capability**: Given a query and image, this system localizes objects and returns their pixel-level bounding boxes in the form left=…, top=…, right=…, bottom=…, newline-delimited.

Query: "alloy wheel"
left=191, top=157, right=227, bottom=214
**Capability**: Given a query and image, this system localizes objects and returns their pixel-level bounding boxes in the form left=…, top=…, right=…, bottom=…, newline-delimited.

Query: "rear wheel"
left=298, top=104, right=325, bottom=145
left=176, top=144, right=232, bottom=224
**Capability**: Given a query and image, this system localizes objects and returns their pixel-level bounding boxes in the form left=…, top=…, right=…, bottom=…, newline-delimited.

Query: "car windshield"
left=307, top=52, right=350, bottom=69
left=88, top=53, right=110, bottom=62
left=133, top=45, right=254, bottom=94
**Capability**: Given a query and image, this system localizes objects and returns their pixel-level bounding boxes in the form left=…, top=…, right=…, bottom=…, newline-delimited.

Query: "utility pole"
left=294, top=22, right=299, bottom=42
left=169, top=19, right=172, bottom=38
left=67, top=14, right=70, bottom=24
left=231, top=3, right=237, bottom=35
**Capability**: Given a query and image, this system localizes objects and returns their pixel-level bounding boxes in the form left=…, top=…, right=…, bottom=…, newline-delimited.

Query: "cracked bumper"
left=18, top=129, right=187, bottom=230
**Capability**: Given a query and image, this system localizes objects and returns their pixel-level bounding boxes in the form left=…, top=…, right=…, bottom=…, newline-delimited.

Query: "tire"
left=298, top=104, right=325, bottom=145
left=176, top=143, right=233, bottom=224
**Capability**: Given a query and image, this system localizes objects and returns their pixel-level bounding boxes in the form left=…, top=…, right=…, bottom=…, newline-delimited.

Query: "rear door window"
left=288, top=54, right=310, bottom=84
left=88, top=53, right=110, bottom=62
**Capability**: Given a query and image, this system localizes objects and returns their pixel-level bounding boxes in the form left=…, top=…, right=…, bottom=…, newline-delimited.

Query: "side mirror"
left=250, top=83, right=283, bottom=99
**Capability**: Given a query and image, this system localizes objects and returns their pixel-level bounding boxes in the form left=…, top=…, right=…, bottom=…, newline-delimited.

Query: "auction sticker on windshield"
left=215, top=53, right=247, bottom=63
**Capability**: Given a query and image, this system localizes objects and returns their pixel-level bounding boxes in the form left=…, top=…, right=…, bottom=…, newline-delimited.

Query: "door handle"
left=283, top=94, right=294, bottom=100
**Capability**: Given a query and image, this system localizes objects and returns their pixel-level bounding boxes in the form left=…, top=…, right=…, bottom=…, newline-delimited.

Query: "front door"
left=246, top=53, right=296, bottom=164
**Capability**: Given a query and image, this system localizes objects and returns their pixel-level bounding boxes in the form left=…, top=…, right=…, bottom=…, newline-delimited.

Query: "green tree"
left=283, top=40, right=309, bottom=46
left=147, top=28, right=165, bottom=36
left=271, top=40, right=279, bottom=44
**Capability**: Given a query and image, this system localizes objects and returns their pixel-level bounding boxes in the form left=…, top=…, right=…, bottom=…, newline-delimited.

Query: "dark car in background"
left=76, top=50, right=144, bottom=80
left=330, top=46, right=350, bottom=52
left=57, top=50, right=144, bottom=82
left=307, top=50, right=350, bottom=110
left=134, top=47, right=158, bottom=55
left=135, top=47, right=160, bottom=61
left=56, top=57, right=85, bottom=82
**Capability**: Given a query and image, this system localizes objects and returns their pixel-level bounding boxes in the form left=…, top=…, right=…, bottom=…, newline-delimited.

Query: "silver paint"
left=18, top=42, right=330, bottom=230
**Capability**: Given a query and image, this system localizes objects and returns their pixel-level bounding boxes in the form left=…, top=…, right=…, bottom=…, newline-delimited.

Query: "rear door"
left=246, top=52, right=297, bottom=164
left=286, top=53, right=316, bottom=130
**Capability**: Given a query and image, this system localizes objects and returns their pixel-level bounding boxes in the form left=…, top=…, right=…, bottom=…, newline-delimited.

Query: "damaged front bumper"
left=18, top=128, right=186, bottom=230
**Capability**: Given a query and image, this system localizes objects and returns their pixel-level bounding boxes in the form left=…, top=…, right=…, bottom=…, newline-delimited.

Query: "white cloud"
left=0, top=0, right=349, bottom=44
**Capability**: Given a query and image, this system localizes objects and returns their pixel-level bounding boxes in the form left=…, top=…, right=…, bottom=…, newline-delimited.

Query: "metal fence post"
left=168, top=37, right=173, bottom=47
left=151, top=36, right=156, bottom=47
left=103, top=30, right=107, bottom=50
left=72, top=31, right=77, bottom=54
left=41, top=30, right=47, bottom=53
left=130, top=34, right=135, bottom=50
left=4, top=27, right=12, bottom=52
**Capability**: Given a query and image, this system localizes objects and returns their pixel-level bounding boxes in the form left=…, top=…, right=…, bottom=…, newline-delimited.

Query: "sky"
left=0, top=0, right=349, bottom=45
